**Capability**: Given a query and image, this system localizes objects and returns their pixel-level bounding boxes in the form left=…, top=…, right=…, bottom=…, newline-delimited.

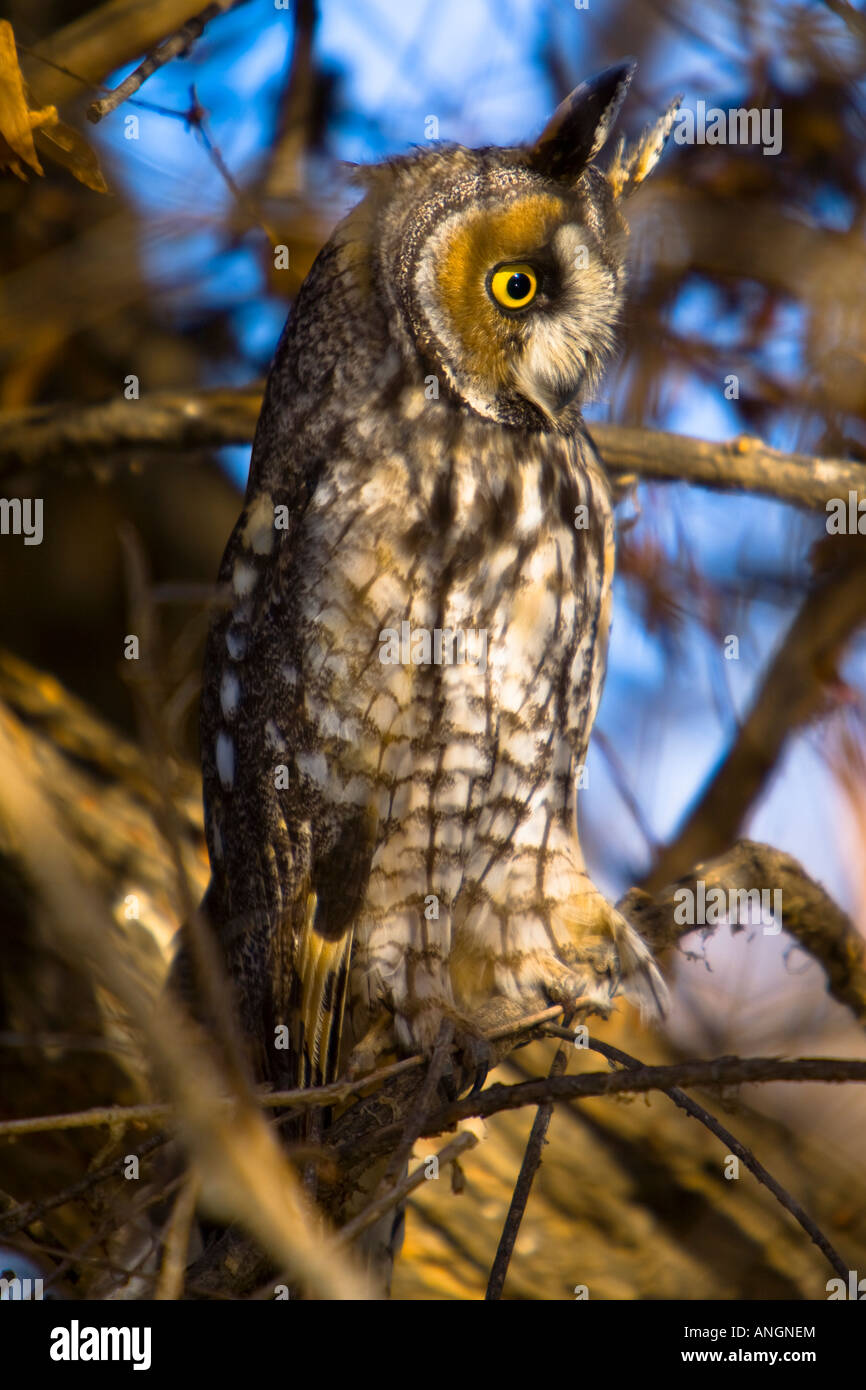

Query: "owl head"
left=353, top=62, right=679, bottom=431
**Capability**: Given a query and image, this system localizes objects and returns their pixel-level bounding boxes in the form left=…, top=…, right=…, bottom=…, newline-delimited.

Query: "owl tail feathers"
left=612, top=909, right=669, bottom=1022
left=295, top=891, right=354, bottom=1087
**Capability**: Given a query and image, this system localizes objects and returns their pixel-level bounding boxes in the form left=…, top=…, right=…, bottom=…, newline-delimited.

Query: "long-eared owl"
left=195, top=62, right=679, bottom=1094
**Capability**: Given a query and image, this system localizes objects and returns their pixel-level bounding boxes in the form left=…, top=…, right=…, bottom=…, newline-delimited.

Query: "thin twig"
left=486, top=1031, right=572, bottom=1300
left=155, top=1171, right=201, bottom=1299
left=378, top=1019, right=455, bottom=1192
left=0, top=1005, right=563, bottom=1139
left=592, top=727, right=658, bottom=855
left=365, top=1055, right=866, bottom=1155
left=341, top=1130, right=477, bottom=1246
left=544, top=1028, right=852, bottom=1281
left=573, top=1031, right=852, bottom=1281
left=86, top=3, right=236, bottom=123
left=0, top=1133, right=168, bottom=1238
left=43, top=1166, right=193, bottom=1297
left=0, top=1102, right=170, bottom=1138
left=248, top=1130, right=479, bottom=1299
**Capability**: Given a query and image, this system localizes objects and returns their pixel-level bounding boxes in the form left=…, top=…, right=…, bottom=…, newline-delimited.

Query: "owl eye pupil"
left=507, top=272, right=531, bottom=300
left=489, top=263, right=538, bottom=311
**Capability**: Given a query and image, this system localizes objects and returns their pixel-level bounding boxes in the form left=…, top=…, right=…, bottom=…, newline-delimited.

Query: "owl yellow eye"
left=489, top=263, right=538, bottom=311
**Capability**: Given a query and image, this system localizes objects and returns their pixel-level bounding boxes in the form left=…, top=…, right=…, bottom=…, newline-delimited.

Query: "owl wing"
left=198, top=438, right=391, bottom=1094
left=292, top=802, right=379, bottom=1087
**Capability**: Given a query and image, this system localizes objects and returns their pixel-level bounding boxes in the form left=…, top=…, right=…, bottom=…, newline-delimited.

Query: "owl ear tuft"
left=530, top=60, right=636, bottom=181
left=607, top=94, right=683, bottom=199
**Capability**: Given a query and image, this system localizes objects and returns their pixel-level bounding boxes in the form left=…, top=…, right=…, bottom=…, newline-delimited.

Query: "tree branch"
left=2, top=388, right=865, bottom=514
left=413, top=1055, right=866, bottom=1144
left=590, top=421, right=866, bottom=511
left=21, top=0, right=215, bottom=108
left=549, top=1031, right=851, bottom=1281
left=620, top=840, right=866, bottom=1025
left=0, top=389, right=262, bottom=475
left=86, top=2, right=239, bottom=123
left=485, top=1032, right=571, bottom=1300
left=339, top=1130, right=477, bottom=1248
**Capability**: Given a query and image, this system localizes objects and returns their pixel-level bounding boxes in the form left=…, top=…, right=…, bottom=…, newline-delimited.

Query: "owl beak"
left=530, top=59, right=636, bottom=183
left=511, top=355, right=584, bottom=426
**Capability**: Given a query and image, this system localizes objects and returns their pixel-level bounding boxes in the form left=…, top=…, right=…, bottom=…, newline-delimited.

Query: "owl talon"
left=448, top=1023, right=495, bottom=1099
left=469, top=1061, right=489, bottom=1095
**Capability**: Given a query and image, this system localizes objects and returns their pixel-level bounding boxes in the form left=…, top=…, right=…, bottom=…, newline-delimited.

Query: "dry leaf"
left=0, top=19, right=55, bottom=177
left=0, top=18, right=108, bottom=192
left=35, top=120, right=110, bottom=194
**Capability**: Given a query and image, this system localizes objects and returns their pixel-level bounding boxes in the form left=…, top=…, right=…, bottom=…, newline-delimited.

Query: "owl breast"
left=273, top=389, right=616, bottom=1055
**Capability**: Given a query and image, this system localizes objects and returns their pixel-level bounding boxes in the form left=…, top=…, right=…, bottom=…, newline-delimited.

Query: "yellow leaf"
left=35, top=120, right=110, bottom=194
left=0, top=19, right=54, bottom=177
left=0, top=19, right=108, bottom=193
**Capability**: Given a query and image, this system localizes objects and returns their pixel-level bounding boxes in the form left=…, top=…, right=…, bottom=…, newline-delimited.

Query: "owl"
left=193, top=62, right=679, bottom=1100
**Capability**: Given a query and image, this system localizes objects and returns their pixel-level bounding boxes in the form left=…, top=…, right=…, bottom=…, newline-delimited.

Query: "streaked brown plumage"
left=192, top=62, right=679, bottom=1105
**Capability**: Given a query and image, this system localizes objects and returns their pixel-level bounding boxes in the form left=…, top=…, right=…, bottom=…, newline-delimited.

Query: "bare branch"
left=621, top=840, right=866, bottom=1025
left=420, top=1055, right=866, bottom=1135
left=86, top=3, right=239, bottom=123
left=155, top=1172, right=200, bottom=1300
left=339, top=1130, right=477, bottom=1248
left=0, top=389, right=262, bottom=475
left=485, top=1033, right=571, bottom=1300
left=2, top=388, right=865, bottom=515
left=0, top=1005, right=565, bottom=1139
left=548, top=1030, right=850, bottom=1281
left=21, top=0, right=217, bottom=108
left=0, top=1133, right=167, bottom=1238
left=0, top=1102, right=170, bottom=1138
left=590, top=421, right=866, bottom=512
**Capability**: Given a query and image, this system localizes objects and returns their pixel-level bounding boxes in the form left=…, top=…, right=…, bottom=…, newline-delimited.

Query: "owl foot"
left=443, top=1019, right=495, bottom=1099
left=543, top=878, right=669, bottom=1022
left=533, top=954, right=617, bottom=1020
left=346, top=1012, right=399, bottom=1080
